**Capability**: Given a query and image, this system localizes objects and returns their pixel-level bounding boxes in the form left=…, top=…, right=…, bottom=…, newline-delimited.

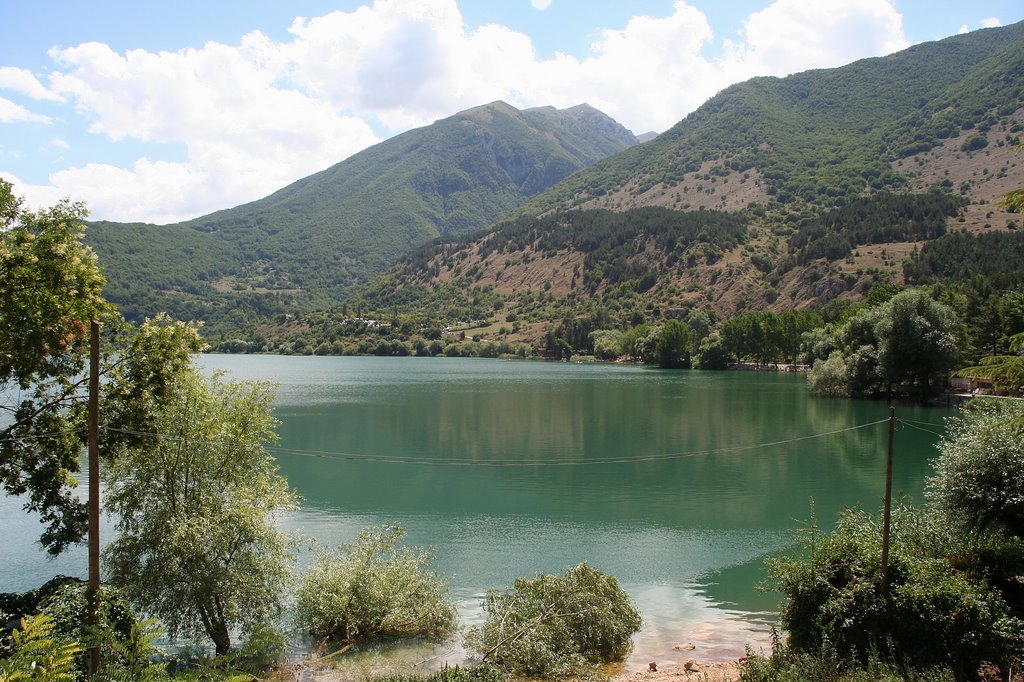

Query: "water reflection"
left=1, top=355, right=954, bottom=666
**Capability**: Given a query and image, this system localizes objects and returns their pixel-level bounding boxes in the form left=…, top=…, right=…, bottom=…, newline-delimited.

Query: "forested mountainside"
left=85, top=101, right=637, bottom=329
left=90, top=23, right=1024, bottom=348
left=248, top=21, right=1024, bottom=356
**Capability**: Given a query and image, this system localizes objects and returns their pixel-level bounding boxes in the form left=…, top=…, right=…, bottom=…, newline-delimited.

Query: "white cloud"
left=0, top=66, right=63, bottom=102
left=20, top=0, right=914, bottom=223
left=0, top=96, right=51, bottom=124
left=530, top=0, right=553, bottom=9
left=980, top=17, right=1002, bottom=28
left=0, top=172, right=64, bottom=211
left=720, top=0, right=907, bottom=80
left=959, top=24, right=970, bottom=34
left=51, top=138, right=69, bottom=149
left=45, top=36, right=380, bottom=222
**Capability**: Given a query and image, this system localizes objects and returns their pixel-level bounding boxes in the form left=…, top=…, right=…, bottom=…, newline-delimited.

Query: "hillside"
left=265, top=21, right=1024, bottom=356
left=86, top=101, right=637, bottom=329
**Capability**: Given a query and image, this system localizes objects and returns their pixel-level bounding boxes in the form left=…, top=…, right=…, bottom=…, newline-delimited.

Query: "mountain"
left=85, top=101, right=637, bottom=329
left=318, top=21, right=1024, bottom=352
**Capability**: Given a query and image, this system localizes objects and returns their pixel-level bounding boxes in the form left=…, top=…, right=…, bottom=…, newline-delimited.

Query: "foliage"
left=0, top=182, right=208, bottom=555
left=655, top=319, right=693, bottom=369
left=956, top=353, right=1024, bottom=395
left=102, top=368, right=298, bottom=654
left=0, top=614, right=80, bottom=682
left=721, top=310, right=823, bottom=366
left=0, top=181, right=111, bottom=554
left=765, top=503, right=1023, bottom=680
left=464, top=562, right=641, bottom=678
left=368, top=665, right=503, bottom=682
left=87, top=102, right=637, bottom=327
left=89, top=619, right=172, bottom=682
left=807, top=289, right=959, bottom=400
left=739, top=634, right=954, bottom=682
left=791, top=192, right=962, bottom=265
left=928, top=398, right=1024, bottom=538
left=295, top=525, right=456, bottom=643
left=905, top=231, right=1024, bottom=288
left=695, top=332, right=731, bottom=369
left=589, top=329, right=625, bottom=360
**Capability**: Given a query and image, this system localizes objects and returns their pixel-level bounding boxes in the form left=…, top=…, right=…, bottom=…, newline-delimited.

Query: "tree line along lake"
left=1, top=355, right=954, bottom=667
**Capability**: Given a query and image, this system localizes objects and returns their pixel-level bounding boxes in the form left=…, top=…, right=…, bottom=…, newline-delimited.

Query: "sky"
left=1, top=0, right=1021, bottom=225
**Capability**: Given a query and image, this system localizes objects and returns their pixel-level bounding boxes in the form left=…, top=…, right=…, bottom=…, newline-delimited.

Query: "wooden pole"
left=87, top=320, right=100, bottom=676
left=880, top=406, right=895, bottom=598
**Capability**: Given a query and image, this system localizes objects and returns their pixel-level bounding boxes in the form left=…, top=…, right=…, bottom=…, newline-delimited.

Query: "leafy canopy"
left=102, top=368, right=298, bottom=655
left=0, top=181, right=210, bottom=556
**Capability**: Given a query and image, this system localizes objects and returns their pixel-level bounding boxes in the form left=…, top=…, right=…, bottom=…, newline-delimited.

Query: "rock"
left=673, top=642, right=696, bottom=651
left=649, top=661, right=658, bottom=672
left=683, top=659, right=699, bottom=672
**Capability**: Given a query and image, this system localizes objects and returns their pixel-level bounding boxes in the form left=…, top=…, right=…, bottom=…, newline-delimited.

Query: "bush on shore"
left=464, top=562, right=641, bottom=678
left=295, top=525, right=456, bottom=643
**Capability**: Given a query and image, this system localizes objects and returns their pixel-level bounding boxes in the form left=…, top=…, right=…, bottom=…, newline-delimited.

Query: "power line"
left=0, top=428, right=83, bottom=444
left=897, top=419, right=945, bottom=438
left=108, top=419, right=892, bottom=468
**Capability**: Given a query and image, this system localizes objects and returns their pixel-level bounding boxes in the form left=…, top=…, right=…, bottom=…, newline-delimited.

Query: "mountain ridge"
left=86, top=100, right=638, bottom=329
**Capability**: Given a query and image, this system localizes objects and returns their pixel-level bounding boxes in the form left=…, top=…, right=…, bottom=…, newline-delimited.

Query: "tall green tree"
left=808, top=288, right=959, bottom=401
left=0, top=182, right=111, bottom=554
left=102, top=369, right=297, bottom=654
left=0, top=181, right=202, bottom=555
left=655, top=319, right=693, bottom=368
left=875, top=288, right=960, bottom=400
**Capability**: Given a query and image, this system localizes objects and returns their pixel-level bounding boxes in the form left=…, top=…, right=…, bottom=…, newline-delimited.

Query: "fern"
left=0, top=614, right=80, bottom=682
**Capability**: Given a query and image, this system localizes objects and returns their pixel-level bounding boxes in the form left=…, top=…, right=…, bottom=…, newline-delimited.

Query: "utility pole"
left=87, top=320, right=100, bottom=676
left=881, top=405, right=895, bottom=598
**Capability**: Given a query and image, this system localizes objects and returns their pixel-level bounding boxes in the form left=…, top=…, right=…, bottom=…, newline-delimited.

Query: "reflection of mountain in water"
left=265, top=358, right=950, bottom=531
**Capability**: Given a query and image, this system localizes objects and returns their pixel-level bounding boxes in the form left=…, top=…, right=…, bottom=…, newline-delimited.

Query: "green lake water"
left=1, top=355, right=955, bottom=667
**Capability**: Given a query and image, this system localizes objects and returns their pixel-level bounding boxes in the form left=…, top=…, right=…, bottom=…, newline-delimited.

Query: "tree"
left=102, top=368, right=297, bottom=654
left=766, top=503, right=1022, bottom=679
left=695, top=332, right=731, bottom=369
left=875, top=288, right=959, bottom=401
left=999, top=143, right=1024, bottom=213
left=0, top=183, right=204, bottom=555
left=465, top=563, right=641, bottom=678
left=295, top=525, right=455, bottom=643
left=655, top=319, right=693, bottom=368
left=807, top=288, right=959, bottom=401
left=589, top=329, right=624, bottom=360
left=0, top=182, right=111, bottom=554
left=928, top=397, right=1024, bottom=538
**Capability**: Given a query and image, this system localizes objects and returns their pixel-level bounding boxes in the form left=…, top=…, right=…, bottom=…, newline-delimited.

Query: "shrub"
left=295, top=525, right=456, bottom=643
left=0, top=614, right=80, bottom=682
left=740, top=633, right=955, bottom=681
left=928, top=397, right=1024, bottom=538
left=766, top=504, right=1023, bottom=679
left=370, top=664, right=504, bottom=682
left=465, top=562, right=641, bottom=678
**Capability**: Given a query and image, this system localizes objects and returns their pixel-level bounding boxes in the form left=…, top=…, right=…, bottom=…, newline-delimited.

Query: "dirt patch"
left=616, top=659, right=743, bottom=682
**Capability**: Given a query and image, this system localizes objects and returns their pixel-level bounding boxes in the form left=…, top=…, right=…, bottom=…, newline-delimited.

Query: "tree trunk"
left=209, top=617, right=231, bottom=655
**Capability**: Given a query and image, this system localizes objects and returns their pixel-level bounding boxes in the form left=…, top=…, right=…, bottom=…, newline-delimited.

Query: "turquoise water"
left=1, top=356, right=953, bottom=666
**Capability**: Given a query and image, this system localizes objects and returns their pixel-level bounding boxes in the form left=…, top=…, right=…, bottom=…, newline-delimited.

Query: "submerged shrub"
left=465, top=562, right=641, bottom=678
left=295, top=525, right=456, bottom=643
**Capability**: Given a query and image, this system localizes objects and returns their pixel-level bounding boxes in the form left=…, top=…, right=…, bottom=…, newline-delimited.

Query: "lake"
left=0, top=355, right=954, bottom=667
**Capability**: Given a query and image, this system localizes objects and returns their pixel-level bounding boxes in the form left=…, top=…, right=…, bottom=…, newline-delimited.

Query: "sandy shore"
left=287, top=656, right=747, bottom=682
left=615, top=660, right=743, bottom=682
